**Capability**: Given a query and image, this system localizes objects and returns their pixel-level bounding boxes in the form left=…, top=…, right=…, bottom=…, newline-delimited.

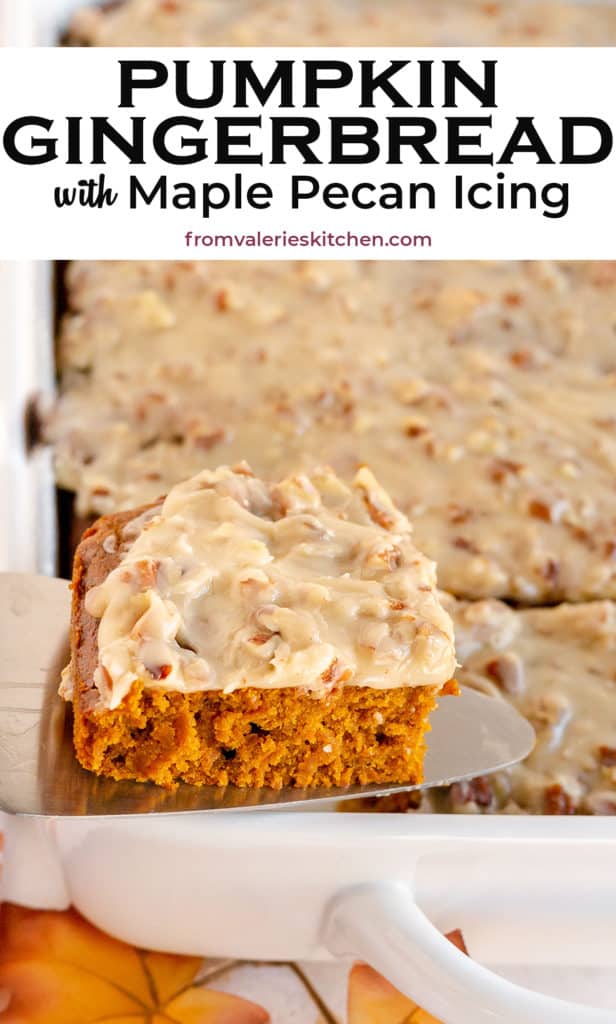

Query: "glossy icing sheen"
left=85, top=466, right=456, bottom=710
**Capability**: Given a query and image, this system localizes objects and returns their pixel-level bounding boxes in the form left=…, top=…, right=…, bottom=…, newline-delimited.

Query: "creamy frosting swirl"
left=86, top=465, right=456, bottom=710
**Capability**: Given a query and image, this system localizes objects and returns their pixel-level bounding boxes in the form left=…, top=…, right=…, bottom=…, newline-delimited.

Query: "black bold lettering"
left=119, top=61, right=168, bottom=108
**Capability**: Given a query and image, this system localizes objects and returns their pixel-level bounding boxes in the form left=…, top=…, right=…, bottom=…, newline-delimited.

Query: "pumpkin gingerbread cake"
left=61, top=464, right=457, bottom=789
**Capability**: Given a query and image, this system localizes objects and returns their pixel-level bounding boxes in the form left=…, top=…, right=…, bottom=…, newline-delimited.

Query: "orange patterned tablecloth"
left=0, top=892, right=465, bottom=1023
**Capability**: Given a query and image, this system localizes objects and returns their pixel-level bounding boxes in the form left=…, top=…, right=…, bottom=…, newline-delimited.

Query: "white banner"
left=0, top=47, right=614, bottom=258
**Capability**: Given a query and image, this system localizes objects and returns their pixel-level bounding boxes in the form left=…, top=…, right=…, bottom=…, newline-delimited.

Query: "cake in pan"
left=61, top=465, right=457, bottom=788
left=49, top=260, right=616, bottom=604
left=67, top=0, right=616, bottom=47
left=447, top=596, right=616, bottom=815
left=356, top=597, right=616, bottom=816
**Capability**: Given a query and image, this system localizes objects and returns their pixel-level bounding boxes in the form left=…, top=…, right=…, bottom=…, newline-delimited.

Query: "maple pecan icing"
left=68, top=0, right=616, bottom=47
left=80, top=465, right=455, bottom=710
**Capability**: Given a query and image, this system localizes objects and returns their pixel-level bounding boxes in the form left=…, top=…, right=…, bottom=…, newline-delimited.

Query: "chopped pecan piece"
left=489, top=458, right=524, bottom=484
left=404, top=420, right=428, bottom=439
left=598, top=746, right=616, bottom=767
left=509, top=348, right=534, bottom=369
left=248, top=633, right=273, bottom=646
left=402, top=411, right=429, bottom=438
left=321, top=659, right=345, bottom=684
left=450, top=776, right=494, bottom=809
left=542, top=558, right=560, bottom=583
left=362, top=495, right=395, bottom=530
left=568, top=525, right=591, bottom=545
left=121, top=558, right=160, bottom=588
left=528, top=499, right=552, bottom=522
left=453, top=536, right=480, bottom=554
left=448, top=504, right=473, bottom=525
left=214, top=288, right=231, bottom=311
left=543, top=783, right=576, bottom=815
left=484, top=652, right=525, bottom=696
left=193, top=428, right=226, bottom=450
left=149, top=664, right=172, bottom=681
left=357, top=792, right=423, bottom=813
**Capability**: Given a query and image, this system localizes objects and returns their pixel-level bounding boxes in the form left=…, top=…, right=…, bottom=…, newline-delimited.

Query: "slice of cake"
left=62, top=464, right=456, bottom=789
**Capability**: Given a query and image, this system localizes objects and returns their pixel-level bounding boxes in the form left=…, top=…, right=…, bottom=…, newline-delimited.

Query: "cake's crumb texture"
left=74, top=678, right=439, bottom=790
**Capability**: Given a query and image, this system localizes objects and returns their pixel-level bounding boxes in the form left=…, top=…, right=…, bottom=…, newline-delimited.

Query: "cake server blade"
left=0, top=573, right=535, bottom=817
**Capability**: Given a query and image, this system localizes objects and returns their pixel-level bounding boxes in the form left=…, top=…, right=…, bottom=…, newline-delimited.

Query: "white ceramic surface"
left=2, top=812, right=616, bottom=1022
left=2, top=3, right=616, bottom=1019
left=0, top=261, right=56, bottom=576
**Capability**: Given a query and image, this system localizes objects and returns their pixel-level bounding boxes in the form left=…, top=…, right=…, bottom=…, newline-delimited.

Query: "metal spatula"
left=0, top=572, right=535, bottom=816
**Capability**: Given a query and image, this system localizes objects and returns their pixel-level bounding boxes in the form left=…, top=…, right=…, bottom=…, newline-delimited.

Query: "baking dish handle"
left=324, top=881, right=614, bottom=1024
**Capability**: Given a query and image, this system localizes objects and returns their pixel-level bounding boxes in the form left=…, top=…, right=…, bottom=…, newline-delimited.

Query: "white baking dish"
left=0, top=261, right=56, bottom=577
left=2, top=2, right=616, bottom=1021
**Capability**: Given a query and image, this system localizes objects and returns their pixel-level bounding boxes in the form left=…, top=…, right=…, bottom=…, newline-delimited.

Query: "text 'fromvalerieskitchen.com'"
left=0, top=47, right=615, bottom=258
